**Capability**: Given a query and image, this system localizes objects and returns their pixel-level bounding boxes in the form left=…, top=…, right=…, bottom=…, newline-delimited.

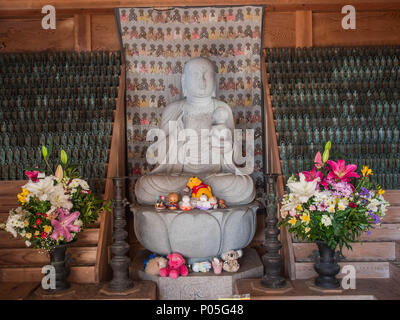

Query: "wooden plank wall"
left=0, top=2, right=400, bottom=52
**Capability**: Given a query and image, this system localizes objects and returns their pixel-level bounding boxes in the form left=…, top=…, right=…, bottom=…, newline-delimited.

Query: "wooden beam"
left=2, top=0, right=400, bottom=11
left=74, top=14, right=91, bottom=51
left=295, top=10, right=313, bottom=47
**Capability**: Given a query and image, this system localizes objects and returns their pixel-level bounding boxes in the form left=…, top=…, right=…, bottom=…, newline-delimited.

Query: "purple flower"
left=359, top=187, right=370, bottom=198
left=367, top=231, right=371, bottom=236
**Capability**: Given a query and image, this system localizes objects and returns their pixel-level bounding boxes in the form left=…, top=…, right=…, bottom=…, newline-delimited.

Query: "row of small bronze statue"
left=265, top=46, right=400, bottom=61
left=0, top=120, right=112, bottom=133
left=0, top=97, right=116, bottom=110
left=277, top=127, right=400, bottom=145
left=0, top=64, right=120, bottom=77
left=0, top=108, right=114, bottom=122
left=280, top=143, right=400, bottom=159
left=0, top=132, right=112, bottom=149
left=0, top=51, right=121, bottom=66
left=267, top=59, right=400, bottom=74
left=275, top=115, right=400, bottom=130
left=0, top=87, right=118, bottom=99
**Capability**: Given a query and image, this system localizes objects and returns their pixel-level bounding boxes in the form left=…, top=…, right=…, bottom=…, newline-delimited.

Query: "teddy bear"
left=221, top=249, right=243, bottom=273
left=144, top=256, right=168, bottom=276
left=186, top=176, right=213, bottom=199
left=159, top=253, right=189, bottom=279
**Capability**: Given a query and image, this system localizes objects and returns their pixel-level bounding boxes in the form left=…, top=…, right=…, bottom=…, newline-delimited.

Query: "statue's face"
left=183, top=58, right=215, bottom=98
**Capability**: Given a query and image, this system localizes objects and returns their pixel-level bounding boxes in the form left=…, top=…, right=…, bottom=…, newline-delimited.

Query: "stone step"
left=293, top=242, right=398, bottom=262
left=0, top=228, right=99, bottom=248
left=292, top=224, right=400, bottom=242
left=295, top=261, right=391, bottom=279
left=0, top=246, right=97, bottom=266
left=0, top=265, right=96, bottom=283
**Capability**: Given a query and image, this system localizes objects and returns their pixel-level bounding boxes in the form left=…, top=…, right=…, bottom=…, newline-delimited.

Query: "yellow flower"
left=301, top=214, right=310, bottom=224
left=305, top=227, right=311, bottom=233
left=26, top=233, right=32, bottom=239
left=296, top=204, right=303, bottom=211
left=289, top=218, right=297, bottom=226
left=24, top=220, right=29, bottom=227
left=17, top=188, right=29, bottom=204
left=361, top=166, right=373, bottom=177
left=34, top=231, right=40, bottom=236
left=378, top=189, right=385, bottom=196
left=58, top=235, right=64, bottom=241
left=44, top=225, right=52, bottom=233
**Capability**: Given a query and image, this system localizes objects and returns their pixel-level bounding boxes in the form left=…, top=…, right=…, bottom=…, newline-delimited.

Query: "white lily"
left=286, top=173, right=318, bottom=203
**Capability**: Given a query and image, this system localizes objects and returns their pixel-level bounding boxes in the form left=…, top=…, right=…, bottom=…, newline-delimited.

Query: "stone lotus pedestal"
left=130, top=203, right=258, bottom=264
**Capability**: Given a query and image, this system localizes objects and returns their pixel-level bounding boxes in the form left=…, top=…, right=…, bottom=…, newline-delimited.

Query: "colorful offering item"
left=192, top=261, right=212, bottom=273
left=279, top=141, right=389, bottom=254
left=209, top=197, right=218, bottom=209
left=196, top=194, right=212, bottom=210
left=155, top=195, right=166, bottom=210
left=178, top=195, right=192, bottom=211
left=212, top=257, right=223, bottom=274
left=186, top=177, right=213, bottom=199
left=167, top=192, right=179, bottom=210
left=218, top=199, right=227, bottom=209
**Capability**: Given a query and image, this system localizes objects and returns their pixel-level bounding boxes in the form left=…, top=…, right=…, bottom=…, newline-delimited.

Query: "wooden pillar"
left=74, top=14, right=91, bottom=51
left=295, top=10, right=312, bottom=47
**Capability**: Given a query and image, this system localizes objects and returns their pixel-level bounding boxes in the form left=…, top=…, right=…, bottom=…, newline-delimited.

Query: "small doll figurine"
left=209, top=197, right=218, bottom=209
left=155, top=196, right=166, bottom=210
left=179, top=195, right=192, bottom=211
left=196, top=194, right=212, bottom=211
left=212, top=257, right=223, bottom=274
left=168, top=192, right=179, bottom=210
left=218, top=199, right=227, bottom=209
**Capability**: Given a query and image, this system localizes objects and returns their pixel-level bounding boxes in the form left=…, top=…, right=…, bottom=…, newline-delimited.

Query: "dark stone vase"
left=314, top=241, right=340, bottom=289
left=47, top=244, right=71, bottom=292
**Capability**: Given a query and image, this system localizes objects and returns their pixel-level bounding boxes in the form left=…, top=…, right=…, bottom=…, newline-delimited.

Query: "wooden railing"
left=95, top=65, right=126, bottom=283
left=262, top=49, right=295, bottom=280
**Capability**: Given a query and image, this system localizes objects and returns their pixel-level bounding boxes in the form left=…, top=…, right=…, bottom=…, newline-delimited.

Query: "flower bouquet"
left=1, top=146, right=111, bottom=251
left=279, top=141, right=389, bottom=288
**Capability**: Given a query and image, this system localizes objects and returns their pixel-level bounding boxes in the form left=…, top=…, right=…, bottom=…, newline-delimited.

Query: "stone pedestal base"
left=131, top=248, right=263, bottom=300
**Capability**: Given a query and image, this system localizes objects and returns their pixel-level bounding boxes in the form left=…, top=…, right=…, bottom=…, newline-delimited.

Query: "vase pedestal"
left=306, top=280, right=344, bottom=294
left=314, top=241, right=341, bottom=289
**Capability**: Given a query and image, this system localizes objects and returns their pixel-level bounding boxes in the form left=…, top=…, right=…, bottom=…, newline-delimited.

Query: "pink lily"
left=50, top=208, right=81, bottom=242
left=25, top=170, right=40, bottom=183
left=314, top=152, right=323, bottom=169
left=326, top=160, right=360, bottom=182
left=301, top=168, right=324, bottom=182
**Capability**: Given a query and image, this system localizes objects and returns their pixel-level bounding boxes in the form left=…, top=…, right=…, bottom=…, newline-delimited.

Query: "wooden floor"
left=2, top=277, right=400, bottom=300
left=0, top=281, right=157, bottom=300
left=235, top=278, right=400, bottom=300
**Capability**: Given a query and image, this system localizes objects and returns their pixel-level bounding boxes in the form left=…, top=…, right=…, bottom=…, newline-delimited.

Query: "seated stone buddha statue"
left=135, top=57, right=255, bottom=205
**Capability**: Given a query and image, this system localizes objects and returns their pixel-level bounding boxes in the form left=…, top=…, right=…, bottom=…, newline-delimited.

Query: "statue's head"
left=182, top=57, right=216, bottom=99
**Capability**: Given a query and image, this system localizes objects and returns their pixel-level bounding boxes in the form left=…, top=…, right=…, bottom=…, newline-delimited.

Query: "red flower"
left=41, top=232, right=48, bottom=239
left=42, top=213, right=48, bottom=218
left=326, top=160, right=360, bottom=182
left=349, top=202, right=357, bottom=208
left=33, top=225, right=37, bottom=229
left=36, top=213, right=41, bottom=216
left=36, top=218, right=41, bottom=225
